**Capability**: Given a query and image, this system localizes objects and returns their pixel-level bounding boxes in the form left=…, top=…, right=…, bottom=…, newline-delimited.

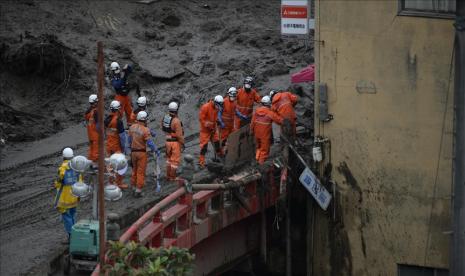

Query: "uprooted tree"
left=104, top=241, right=195, bottom=276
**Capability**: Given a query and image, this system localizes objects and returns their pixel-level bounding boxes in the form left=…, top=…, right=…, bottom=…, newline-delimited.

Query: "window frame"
left=397, top=0, right=456, bottom=19
left=397, top=264, right=449, bottom=276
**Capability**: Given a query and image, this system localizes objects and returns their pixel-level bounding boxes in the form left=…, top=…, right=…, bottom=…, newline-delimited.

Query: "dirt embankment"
left=0, top=0, right=313, bottom=275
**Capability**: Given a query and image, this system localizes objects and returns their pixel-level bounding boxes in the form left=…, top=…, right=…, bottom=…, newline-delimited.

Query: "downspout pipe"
left=451, top=3, right=465, bottom=276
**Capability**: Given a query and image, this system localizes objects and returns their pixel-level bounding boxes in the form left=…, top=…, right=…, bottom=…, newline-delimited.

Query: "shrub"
left=104, top=241, right=195, bottom=276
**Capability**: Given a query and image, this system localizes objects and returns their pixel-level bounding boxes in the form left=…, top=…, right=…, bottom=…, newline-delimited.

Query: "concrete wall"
left=313, top=1, right=455, bottom=275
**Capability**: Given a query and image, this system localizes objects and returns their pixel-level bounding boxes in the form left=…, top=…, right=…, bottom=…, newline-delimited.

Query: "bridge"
left=92, top=167, right=281, bottom=275
left=91, top=123, right=323, bottom=275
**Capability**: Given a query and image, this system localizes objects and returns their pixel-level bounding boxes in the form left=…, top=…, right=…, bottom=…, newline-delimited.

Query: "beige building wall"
left=313, top=1, right=455, bottom=275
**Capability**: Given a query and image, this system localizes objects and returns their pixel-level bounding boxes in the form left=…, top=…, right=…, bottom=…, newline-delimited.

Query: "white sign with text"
left=299, top=167, right=332, bottom=210
left=281, top=0, right=309, bottom=35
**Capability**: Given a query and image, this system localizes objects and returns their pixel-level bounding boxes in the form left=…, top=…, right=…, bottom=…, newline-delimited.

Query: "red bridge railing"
left=92, top=168, right=281, bottom=275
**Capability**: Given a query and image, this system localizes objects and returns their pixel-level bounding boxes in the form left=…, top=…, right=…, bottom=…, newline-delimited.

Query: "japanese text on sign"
left=281, top=0, right=308, bottom=35
left=299, top=167, right=332, bottom=210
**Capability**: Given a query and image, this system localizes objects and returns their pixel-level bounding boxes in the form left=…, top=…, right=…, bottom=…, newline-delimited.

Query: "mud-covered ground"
left=0, top=0, right=313, bottom=275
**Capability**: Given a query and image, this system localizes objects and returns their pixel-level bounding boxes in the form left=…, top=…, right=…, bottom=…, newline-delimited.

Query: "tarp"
left=291, top=64, right=315, bottom=83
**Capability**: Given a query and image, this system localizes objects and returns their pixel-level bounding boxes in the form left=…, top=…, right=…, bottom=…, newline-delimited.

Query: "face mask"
left=244, top=84, right=251, bottom=89
left=230, top=96, right=236, bottom=101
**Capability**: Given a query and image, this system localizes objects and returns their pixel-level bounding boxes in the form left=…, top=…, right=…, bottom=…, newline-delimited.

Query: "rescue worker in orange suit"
left=221, top=87, right=238, bottom=154
left=235, top=76, right=261, bottom=129
left=269, top=90, right=298, bottom=135
left=104, top=100, right=128, bottom=189
left=162, top=102, right=185, bottom=181
left=129, top=96, right=147, bottom=127
left=84, top=94, right=99, bottom=165
left=198, top=95, right=225, bottom=168
left=109, top=61, right=139, bottom=125
left=127, top=111, right=158, bottom=197
left=250, top=96, right=283, bottom=164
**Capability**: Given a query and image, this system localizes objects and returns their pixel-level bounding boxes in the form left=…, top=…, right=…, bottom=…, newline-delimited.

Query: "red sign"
left=281, top=5, right=308, bottom=19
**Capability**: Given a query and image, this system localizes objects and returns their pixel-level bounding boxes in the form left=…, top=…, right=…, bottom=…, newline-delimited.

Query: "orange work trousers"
left=88, top=140, right=98, bottom=162
left=131, top=151, right=148, bottom=189
left=165, top=141, right=181, bottom=181
left=115, top=94, right=133, bottom=125
left=255, top=136, right=271, bottom=164
left=199, top=129, right=222, bottom=166
left=215, top=126, right=233, bottom=152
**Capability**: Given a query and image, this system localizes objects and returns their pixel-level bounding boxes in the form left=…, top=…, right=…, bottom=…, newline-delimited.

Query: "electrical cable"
left=423, top=38, right=455, bottom=266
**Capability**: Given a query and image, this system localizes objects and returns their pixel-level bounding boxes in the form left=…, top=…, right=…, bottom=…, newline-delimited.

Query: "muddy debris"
left=0, top=0, right=314, bottom=274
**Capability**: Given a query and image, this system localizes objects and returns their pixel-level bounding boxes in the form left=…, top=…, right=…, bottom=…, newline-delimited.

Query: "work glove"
left=123, top=64, right=129, bottom=70
left=235, top=109, right=249, bottom=122
left=150, top=129, right=157, bottom=138
left=217, top=111, right=225, bottom=129
left=155, top=148, right=161, bottom=157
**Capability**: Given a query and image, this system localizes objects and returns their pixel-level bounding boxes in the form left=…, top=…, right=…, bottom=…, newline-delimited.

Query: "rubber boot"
left=134, top=188, right=143, bottom=198
left=166, top=166, right=174, bottom=181
left=116, top=175, right=128, bottom=189
left=170, top=165, right=177, bottom=181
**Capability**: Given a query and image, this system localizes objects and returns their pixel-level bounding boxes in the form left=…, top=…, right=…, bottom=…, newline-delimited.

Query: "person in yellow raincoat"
left=54, top=147, right=82, bottom=239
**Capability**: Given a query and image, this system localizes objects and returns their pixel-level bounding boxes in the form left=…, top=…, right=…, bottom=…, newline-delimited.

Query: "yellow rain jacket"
left=54, top=160, right=81, bottom=213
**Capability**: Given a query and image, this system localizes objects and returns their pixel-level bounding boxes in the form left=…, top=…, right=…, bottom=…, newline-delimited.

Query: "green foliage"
left=104, top=241, right=195, bottom=276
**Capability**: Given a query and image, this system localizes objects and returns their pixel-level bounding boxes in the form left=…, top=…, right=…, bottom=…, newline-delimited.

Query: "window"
left=398, top=0, right=456, bottom=19
left=398, top=264, right=449, bottom=276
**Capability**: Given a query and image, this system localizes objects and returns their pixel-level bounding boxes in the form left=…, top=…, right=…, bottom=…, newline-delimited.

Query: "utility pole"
left=452, top=2, right=465, bottom=275
left=97, top=41, right=106, bottom=273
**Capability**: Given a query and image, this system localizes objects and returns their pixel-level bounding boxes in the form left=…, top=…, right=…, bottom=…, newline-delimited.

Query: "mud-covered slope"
left=0, top=0, right=312, bottom=143
left=0, top=0, right=313, bottom=275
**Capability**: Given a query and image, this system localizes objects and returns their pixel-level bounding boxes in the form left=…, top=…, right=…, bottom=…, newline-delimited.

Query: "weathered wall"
left=313, top=1, right=455, bottom=275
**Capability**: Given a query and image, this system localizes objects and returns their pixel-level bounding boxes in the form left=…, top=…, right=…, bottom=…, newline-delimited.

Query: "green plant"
left=104, top=241, right=195, bottom=276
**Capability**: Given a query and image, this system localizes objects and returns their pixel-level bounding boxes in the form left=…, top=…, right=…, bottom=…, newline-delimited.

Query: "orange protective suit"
left=115, top=94, right=133, bottom=126
left=128, top=122, right=151, bottom=189
left=199, top=100, right=222, bottom=167
left=271, top=92, right=298, bottom=134
left=220, top=95, right=237, bottom=150
left=162, top=113, right=184, bottom=181
left=105, top=112, right=126, bottom=187
left=235, top=87, right=261, bottom=129
left=85, top=106, right=99, bottom=162
left=250, top=106, right=283, bottom=164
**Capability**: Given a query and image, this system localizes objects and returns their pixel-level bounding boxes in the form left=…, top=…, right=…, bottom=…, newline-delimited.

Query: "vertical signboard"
left=281, top=0, right=309, bottom=35
left=299, top=167, right=332, bottom=210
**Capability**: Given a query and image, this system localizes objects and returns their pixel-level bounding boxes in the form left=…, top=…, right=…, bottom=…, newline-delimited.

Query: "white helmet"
left=109, top=153, right=128, bottom=175
left=214, top=95, right=224, bottom=104
left=261, top=95, right=271, bottom=106
left=69, top=155, right=91, bottom=172
left=71, top=181, right=91, bottom=198
left=168, top=102, right=179, bottom=112
left=89, top=94, right=98, bottom=104
left=63, top=147, right=74, bottom=159
left=110, top=100, right=121, bottom=111
left=137, top=111, right=148, bottom=121
left=136, top=96, right=147, bottom=107
left=269, top=90, right=278, bottom=99
left=227, top=87, right=237, bottom=99
left=110, top=62, right=120, bottom=73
